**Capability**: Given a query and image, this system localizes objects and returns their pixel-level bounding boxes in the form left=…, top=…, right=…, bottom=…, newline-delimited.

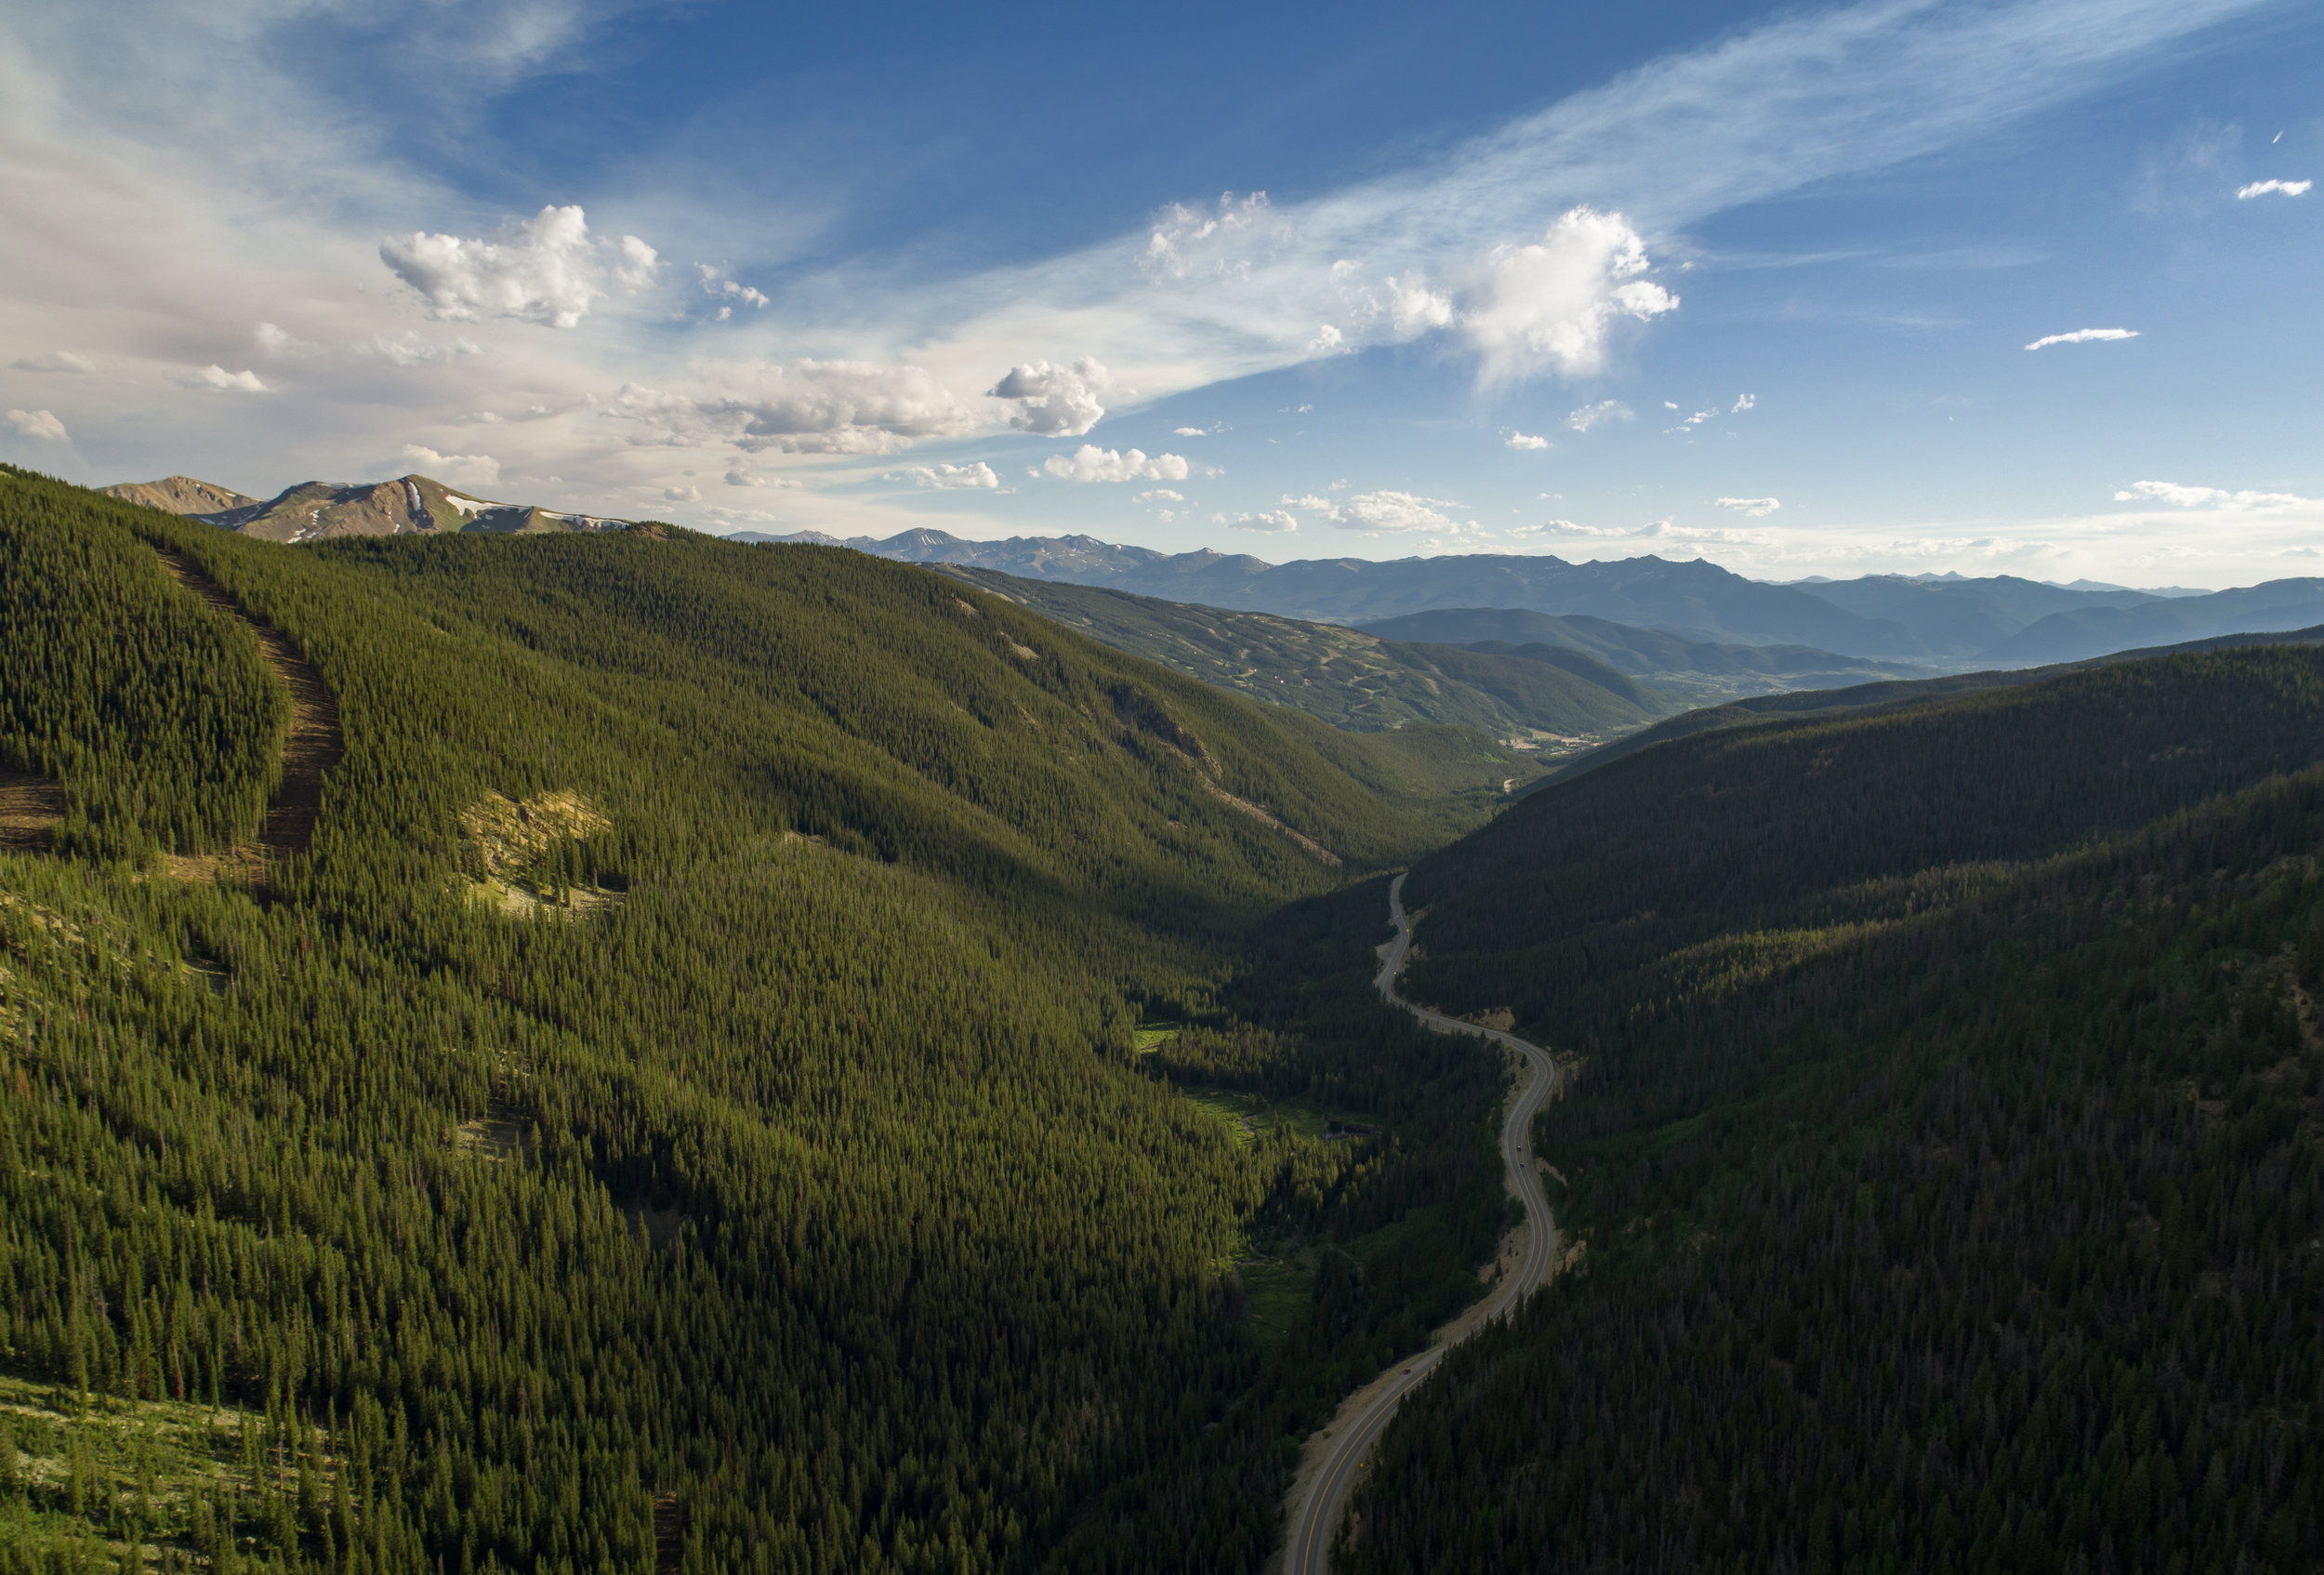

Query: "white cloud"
left=1567, top=399, right=1634, bottom=432
left=2025, top=327, right=2139, bottom=351
left=664, top=483, right=700, bottom=503
left=1505, top=430, right=1551, bottom=450
left=607, top=361, right=972, bottom=455
left=1282, top=489, right=1468, bottom=534
left=1380, top=273, right=1456, bottom=334
left=1715, top=496, right=1782, bottom=516
left=2112, top=480, right=2312, bottom=511
left=1135, top=488, right=1184, bottom=503
left=9, top=351, right=93, bottom=373
left=358, top=333, right=484, bottom=366
left=1142, top=192, right=1275, bottom=280
left=1732, top=392, right=1757, bottom=412
left=6, top=408, right=69, bottom=442
left=254, top=322, right=322, bottom=357
left=1227, top=510, right=1300, bottom=533
left=186, top=364, right=269, bottom=392
left=1309, top=324, right=1346, bottom=353
left=724, top=467, right=801, bottom=489
left=1172, top=426, right=1210, bottom=436
left=989, top=358, right=1112, bottom=436
left=905, top=461, right=1000, bottom=490
left=1462, top=208, right=1678, bottom=386
left=614, top=235, right=664, bottom=292
left=2236, top=179, right=2312, bottom=199
left=398, top=444, right=499, bottom=486
left=380, top=205, right=640, bottom=328
left=697, top=264, right=767, bottom=310
left=1041, top=444, right=1189, bottom=483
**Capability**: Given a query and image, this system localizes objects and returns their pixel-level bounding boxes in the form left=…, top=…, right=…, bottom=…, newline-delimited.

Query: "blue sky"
left=1, top=0, right=2318, bottom=586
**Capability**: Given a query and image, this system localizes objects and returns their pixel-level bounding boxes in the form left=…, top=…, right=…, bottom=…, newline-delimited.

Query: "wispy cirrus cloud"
left=0, top=0, right=2286, bottom=541
left=2236, top=179, right=2312, bottom=199
left=1567, top=399, right=1633, bottom=432
left=2025, top=327, right=2138, bottom=351
left=10, top=351, right=93, bottom=374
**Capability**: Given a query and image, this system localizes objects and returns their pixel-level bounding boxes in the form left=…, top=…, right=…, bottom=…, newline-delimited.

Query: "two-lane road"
left=1280, top=873, right=1561, bottom=1574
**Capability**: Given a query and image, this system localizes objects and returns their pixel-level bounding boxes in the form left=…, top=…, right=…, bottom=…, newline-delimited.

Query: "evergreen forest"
left=6, top=460, right=2321, bottom=1575
left=1361, top=652, right=2324, bottom=1572
left=0, top=468, right=1525, bottom=1572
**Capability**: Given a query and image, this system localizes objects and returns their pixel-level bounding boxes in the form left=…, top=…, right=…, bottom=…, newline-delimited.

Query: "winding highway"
left=1279, top=872, right=1562, bottom=1575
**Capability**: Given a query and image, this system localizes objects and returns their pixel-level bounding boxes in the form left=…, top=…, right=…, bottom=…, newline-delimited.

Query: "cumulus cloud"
left=398, top=444, right=499, bottom=486
left=2025, top=327, right=2139, bottom=350
left=2236, top=179, right=2312, bottom=198
left=1282, top=489, right=1468, bottom=534
left=1136, top=488, right=1184, bottom=503
left=1462, top=208, right=1678, bottom=385
left=1226, top=510, right=1300, bottom=533
left=905, top=461, right=1000, bottom=490
left=2113, top=480, right=2312, bottom=510
left=989, top=358, right=1112, bottom=436
left=7, top=408, right=70, bottom=442
left=1733, top=392, right=1757, bottom=412
left=614, top=236, right=664, bottom=292
left=1567, top=399, right=1634, bottom=432
left=1715, top=496, right=1782, bottom=516
left=1172, top=426, right=1210, bottom=437
left=186, top=364, right=269, bottom=392
left=1041, top=444, right=1189, bottom=483
left=10, top=351, right=93, bottom=374
left=698, top=264, right=768, bottom=311
left=607, top=362, right=972, bottom=456
left=379, top=205, right=659, bottom=328
left=1505, top=431, right=1551, bottom=450
left=664, top=483, right=700, bottom=503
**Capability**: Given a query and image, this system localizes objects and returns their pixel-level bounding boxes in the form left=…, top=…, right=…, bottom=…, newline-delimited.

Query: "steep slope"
left=189, top=472, right=631, bottom=542
left=937, top=566, right=1661, bottom=743
left=1539, top=622, right=2324, bottom=788
left=0, top=468, right=1523, bottom=1573
left=98, top=474, right=257, bottom=515
left=1342, top=654, right=2324, bottom=1572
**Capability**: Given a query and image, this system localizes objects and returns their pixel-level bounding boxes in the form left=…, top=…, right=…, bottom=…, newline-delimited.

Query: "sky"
left=1, top=0, right=2319, bottom=589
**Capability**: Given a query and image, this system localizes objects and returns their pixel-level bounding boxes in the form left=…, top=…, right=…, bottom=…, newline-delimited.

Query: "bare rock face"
left=102, top=472, right=633, bottom=542
left=99, top=475, right=257, bottom=515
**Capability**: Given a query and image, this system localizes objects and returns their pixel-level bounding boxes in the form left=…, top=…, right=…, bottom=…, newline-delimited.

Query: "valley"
left=4, top=469, right=2318, bottom=1573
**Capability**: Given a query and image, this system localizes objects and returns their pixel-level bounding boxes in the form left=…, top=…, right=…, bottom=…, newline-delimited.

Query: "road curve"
left=1280, top=872, right=1561, bottom=1575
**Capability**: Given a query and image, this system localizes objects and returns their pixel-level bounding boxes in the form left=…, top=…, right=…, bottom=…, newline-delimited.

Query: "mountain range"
left=748, top=526, right=2324, bottom=668
left=103, top=472, right=631, bottom=542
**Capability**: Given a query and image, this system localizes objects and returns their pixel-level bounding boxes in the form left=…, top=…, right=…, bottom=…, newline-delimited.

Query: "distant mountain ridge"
left=746, top=526, right=2324, bottom=668
left=104, top=473, right=633, bottom=543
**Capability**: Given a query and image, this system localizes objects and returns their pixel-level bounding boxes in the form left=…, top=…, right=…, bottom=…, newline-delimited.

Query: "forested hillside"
left=934, top=566, right=1657, bottom=745
left=1350, top=649, right=2324, bottom=1571
left=0, top=468, right=1520, bottom=1572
